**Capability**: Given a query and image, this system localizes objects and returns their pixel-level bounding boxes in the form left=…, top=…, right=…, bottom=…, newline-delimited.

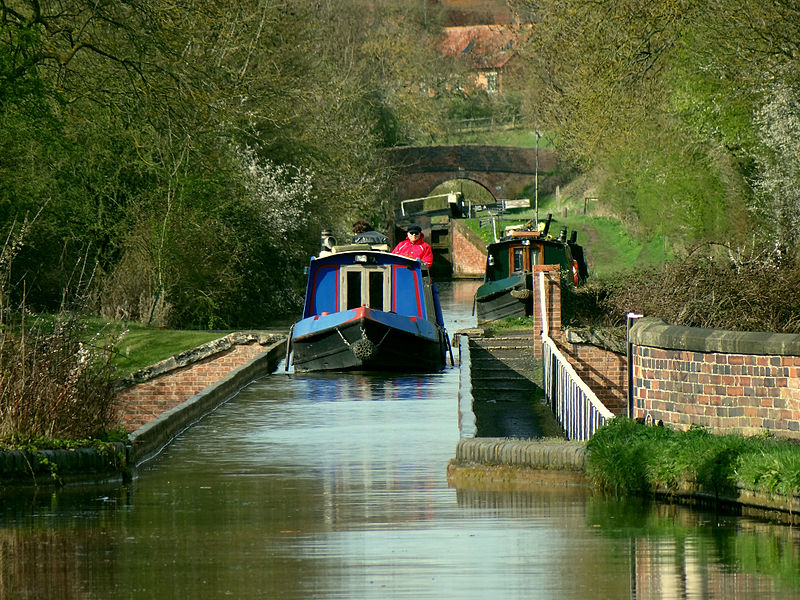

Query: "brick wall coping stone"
left=118, top=330, right=284, bottom=387
left=630, top=316, right=800, bottom=356
left=452, top=437, right=587, bottom=470
left=447, top=437, right=800, bottom=523
left=564, top=326, right=626, bottom=354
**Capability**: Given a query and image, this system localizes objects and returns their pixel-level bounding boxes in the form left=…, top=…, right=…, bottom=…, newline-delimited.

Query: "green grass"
left=437, top=128, right=552, bottom=148
left=461, top=183, right=671, bottom=277
left=553, top=214, right=666, bottom=277
left=587, top=418, right=800, bottom=500
left=485, top=316, right=534, bottom=334
left=84, top=319, right=234, bottom=378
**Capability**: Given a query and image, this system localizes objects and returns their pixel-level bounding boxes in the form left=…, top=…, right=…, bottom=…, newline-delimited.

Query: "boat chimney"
left=321, top=230, right=336, bottom=252
left=541, top=214, right=553, bottom=237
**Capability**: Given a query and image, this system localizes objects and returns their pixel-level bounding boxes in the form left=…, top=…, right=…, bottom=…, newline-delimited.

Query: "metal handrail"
left=541, top=334, right=615, bottom=441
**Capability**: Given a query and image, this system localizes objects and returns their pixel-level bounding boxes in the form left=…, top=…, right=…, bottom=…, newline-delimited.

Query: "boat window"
left=529, top=246, right=541, bottom=266
left=512, top=247, right=525, bottom=272
left=368, top=270, right=384, bottom=309
left=341, top=265, right=391, bottom=311
left=346, top=270, right=362, bottom=310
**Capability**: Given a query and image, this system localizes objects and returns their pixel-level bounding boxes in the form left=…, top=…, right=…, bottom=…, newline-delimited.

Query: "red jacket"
left=392, top=234, right=433, bottom=267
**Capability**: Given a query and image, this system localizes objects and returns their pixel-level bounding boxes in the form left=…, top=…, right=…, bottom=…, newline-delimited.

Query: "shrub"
left=564, top=242, right=800, bottom=333
left=0, top=220, right=121, bottom=441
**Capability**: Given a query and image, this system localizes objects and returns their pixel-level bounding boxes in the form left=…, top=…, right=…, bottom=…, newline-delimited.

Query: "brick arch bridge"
left=387, top=144, right=558, bottom=204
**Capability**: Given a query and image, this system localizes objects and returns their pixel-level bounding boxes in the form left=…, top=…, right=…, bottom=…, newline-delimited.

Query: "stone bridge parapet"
left=388, top=144, right=559, bottom=202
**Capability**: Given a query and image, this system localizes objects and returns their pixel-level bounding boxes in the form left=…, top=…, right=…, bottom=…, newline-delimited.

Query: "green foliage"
left=586, top=418, right=673, bottom=494
left=596, top=121, right=748, bottom=247
left=737, top=443, right=800, bottom=498
left=510, top=0, right=798, bottom=258
left=0, top=429, right=129, bottom=451
left=1, top=0, right=461, bottom=329
left=587, top=419, right=800, bottom=500
left=447, top=92, right=521, bottom=122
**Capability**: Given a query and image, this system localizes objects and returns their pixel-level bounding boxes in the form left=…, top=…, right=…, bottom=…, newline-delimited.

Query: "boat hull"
left=291, top=308, right=446, bottom=373
left=475, top=273, right=533, bottom=324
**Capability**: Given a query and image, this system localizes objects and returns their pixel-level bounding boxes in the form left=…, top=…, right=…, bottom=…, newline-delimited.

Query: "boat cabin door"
left=510, top=243, right=542, bottom=273
left=340, top=265, right=390, bottom=311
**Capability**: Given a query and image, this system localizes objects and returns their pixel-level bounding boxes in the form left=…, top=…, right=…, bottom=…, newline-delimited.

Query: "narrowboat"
left=288, top=239, right=450, bottom=373
left=475, top=216, right=588, bottom=324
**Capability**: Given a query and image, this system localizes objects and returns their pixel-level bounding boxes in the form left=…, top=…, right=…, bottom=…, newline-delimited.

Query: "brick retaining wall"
left=116, top=332, right=284, bottom=432
left=127, top=338, right=286, bottom=466
left=630, top=318, right=800, bottom=439
left=557, top=340, right=627, bottom=415
left=117, top=342, right=272, bottom=431
left=550, top=316, right=800, bottom=436
left=451, top=220, right=486, bottom=278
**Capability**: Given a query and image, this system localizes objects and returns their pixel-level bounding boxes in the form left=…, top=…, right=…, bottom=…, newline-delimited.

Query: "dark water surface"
left=3, top=281, right=800, bottom=599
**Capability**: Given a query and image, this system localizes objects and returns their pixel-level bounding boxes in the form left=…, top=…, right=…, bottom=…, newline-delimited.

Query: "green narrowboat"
left=475, top=217, right=588, bottom=324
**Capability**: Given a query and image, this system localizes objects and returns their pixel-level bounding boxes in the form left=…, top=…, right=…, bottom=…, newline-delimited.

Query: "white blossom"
left=752, top=82, right=800, bottom=253
left=234, top=145, right=315, bottom=238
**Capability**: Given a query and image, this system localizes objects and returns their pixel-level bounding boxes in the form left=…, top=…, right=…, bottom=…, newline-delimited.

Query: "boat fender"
left=351, top=337, right=376, bottom=361
left=510, top=288, right=532, bottom=300
left=572, top=260, right=579, bottom=284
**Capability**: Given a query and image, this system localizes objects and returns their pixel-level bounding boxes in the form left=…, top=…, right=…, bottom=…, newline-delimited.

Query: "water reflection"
left=1, top=281, right=800, bottom=598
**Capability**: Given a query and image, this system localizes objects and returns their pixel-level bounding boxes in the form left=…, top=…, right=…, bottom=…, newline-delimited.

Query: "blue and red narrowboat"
left=289, top=242, right=449, bottom=373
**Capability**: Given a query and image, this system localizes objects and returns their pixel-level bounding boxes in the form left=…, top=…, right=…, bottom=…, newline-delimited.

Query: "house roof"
left=441, top=25, right=532, bottom=70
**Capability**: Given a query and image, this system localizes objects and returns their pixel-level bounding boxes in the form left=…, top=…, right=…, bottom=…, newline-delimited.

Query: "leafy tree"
left=2, top=0, right=458, bottom=327
left=509, top=0, right=800, bottom=255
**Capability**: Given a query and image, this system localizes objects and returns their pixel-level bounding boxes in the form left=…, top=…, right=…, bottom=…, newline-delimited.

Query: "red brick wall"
left=117, top=343, right=268, bottom=432
left=559, top=342, right=627, bottom=415
left=533, top=266, right=561, bottom=357
left=539, top=311, right=800, bottom=438
left=633, top=346, right=800, bottom=439
left=388, top=145, right=558, bottom=201
left=452, top=220, right=487, bottom=278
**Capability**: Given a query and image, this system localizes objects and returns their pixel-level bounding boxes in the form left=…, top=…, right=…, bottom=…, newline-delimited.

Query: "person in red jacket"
left=392, top=224, right=433, bottom=268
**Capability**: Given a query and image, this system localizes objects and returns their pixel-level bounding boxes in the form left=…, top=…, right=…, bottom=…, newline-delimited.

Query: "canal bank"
left=0, top=333, right=287, bottom=489
left=454, top=326, right=800, bottom=526
left=124, top=333, right=287, bottom=466
left=448, top=436, right=800, bottom=525
left=5, top=317, right=800, bottom=530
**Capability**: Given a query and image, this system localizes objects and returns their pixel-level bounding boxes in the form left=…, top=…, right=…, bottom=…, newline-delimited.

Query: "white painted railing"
left=537, top=270, right=614, bottom=440
left=541, top=335, right=615, bottom=440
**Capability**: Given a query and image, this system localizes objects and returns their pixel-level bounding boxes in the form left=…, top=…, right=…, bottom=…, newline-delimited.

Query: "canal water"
left=3, top=281, right=800, bottom=599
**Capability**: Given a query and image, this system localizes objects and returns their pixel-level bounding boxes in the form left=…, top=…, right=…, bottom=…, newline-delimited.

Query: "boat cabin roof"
left=485, top=235, right=576, bottom=282
left=303, top=248, right=437, bottom=322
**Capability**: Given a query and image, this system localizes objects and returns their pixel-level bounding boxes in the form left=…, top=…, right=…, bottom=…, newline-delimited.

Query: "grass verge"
left=435, top=128, right=550, bottom=148
left=100, top=320, right=234, bottom=379
left=484, top=316, right=534, bottom=334
left=587, top=418, right=800, bottom=500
